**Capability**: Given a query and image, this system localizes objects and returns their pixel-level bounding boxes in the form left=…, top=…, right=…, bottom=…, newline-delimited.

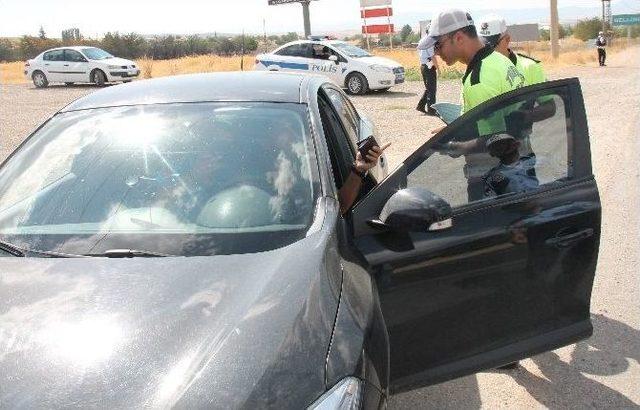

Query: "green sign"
left=612, top=14, right=640, bottom=26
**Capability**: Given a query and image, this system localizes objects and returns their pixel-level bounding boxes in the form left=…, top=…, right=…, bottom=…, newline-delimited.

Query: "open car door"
left=351, top=78, right=601, bottom=392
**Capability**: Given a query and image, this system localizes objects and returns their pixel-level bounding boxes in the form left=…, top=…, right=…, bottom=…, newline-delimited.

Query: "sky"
left=0, top=0, right=638, bottom=38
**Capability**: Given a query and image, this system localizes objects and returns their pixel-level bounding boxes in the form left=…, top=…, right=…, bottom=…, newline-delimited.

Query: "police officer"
left=477, top=15, right=556, bottom=161
left=477, top=15, right=547, bottom=86
left=416, top=27, right=439, bottom=115
left=596, top=31, right=607, bottom=66
left=419, top=8, right=526, bottom=200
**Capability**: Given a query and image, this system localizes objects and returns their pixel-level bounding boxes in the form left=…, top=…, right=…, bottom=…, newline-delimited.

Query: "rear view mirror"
left=374, top=188, right=452, bottom=233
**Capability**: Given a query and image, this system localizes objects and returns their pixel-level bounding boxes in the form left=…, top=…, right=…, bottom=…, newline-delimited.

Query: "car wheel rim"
left=349, top=77, right=361, bottom=93
left=35, top=74, right=44, bottom=86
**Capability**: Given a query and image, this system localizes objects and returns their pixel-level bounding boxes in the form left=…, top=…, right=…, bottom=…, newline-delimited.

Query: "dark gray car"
left=0, top=72, right=601, bottom=409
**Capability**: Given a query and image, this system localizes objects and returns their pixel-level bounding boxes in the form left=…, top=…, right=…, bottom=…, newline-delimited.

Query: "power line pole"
left=550, top=0, right=560, bottom=60
left=302, top=0, right=311, bottom=37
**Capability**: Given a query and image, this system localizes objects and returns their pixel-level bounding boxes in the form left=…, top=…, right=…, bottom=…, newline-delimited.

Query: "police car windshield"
left=0, top=102, right=319, bottom=257
left=331, top=42, right=372, bottom=58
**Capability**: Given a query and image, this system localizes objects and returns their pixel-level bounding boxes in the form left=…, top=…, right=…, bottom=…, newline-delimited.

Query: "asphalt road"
left=1, top=47, right=638, bottom=408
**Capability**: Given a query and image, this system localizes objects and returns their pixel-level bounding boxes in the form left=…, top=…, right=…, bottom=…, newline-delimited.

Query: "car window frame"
left=43, top=50, right=64, bottom=62
left=322, top=86, right=360, bottom=146
left=276, top=43, right=312, bottom=58
left=403, top=82, right=582, bottom=211
left=63, top=49, right=88, bottom=63
left=350, top=78, right=591, bottom=236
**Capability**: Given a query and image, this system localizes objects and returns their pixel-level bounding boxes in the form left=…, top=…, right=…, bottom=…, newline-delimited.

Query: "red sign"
left=362, top=24, right=394, bottom=34
left=360, top=7, right=392, bottom=18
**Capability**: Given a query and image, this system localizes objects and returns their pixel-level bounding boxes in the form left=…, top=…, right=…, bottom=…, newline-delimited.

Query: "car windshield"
left=331, top=42, right=371, bottom=58
left=0, top=103, right=319, bottom=256
left=82, top=47, right=113, bottom=60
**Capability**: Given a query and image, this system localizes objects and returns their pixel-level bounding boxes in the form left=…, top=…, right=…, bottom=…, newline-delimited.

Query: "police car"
left=255, top=37, right=405, bottom=95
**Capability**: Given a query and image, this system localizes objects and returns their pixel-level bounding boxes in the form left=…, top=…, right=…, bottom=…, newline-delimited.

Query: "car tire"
left=32, top=71, right=49, bottom=88
left=64, top=82, right=75, bottom=86
left=346, top=72, right=369, bottom=95
left=92, top=69, right=107, bottom=87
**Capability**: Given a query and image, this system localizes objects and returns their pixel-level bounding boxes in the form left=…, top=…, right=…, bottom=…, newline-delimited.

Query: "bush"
left=574, top=18, right=603, bottom=41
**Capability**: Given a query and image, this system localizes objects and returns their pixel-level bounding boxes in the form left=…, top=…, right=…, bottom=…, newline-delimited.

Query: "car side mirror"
left=329, top=55, right=339, bottom=64
left=371, top=188, right=453, bottom=233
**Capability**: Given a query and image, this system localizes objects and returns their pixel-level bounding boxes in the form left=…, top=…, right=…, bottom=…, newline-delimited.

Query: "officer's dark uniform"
left=596, top=35, right=607, bottom=66
left=417, top=46, right=437, bottom=113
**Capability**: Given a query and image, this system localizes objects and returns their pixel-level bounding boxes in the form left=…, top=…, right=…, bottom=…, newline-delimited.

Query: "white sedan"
left=24, top=46, right=139, bottom=88
left=255, top=38, right=405, bottom=95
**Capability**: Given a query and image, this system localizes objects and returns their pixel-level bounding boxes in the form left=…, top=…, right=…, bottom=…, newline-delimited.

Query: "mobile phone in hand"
left=357, top=135, right=379, bottom=162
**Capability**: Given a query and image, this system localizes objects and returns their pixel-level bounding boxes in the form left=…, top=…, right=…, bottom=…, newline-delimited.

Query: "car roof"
left=274, top=39, right=347, bottom=49
left=61, top=72, right=315, bottom=112
left=41, top=46, right=93, bottom=53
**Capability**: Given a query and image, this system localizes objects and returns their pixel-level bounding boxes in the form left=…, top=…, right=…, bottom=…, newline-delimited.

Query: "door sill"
left=390, top=319, right=593, bottom=394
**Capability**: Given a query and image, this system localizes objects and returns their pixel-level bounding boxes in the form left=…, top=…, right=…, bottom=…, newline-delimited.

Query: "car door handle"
left=44, top=63, right=50, bottom=66
left=545, top=228, right=594, bottom=248
left=63, top=64, right=69, bottom=67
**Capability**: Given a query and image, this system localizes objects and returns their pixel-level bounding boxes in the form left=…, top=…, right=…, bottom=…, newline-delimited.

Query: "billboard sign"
left=359, top=0, right=391, bottom=7
left=612, top=14, right=640, bottom=26
left=268, top=0, right=316, bottom=5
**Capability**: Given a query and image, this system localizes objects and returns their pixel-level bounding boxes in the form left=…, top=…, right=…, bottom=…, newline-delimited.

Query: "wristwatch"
left=350, top=163, right=367, bottom=180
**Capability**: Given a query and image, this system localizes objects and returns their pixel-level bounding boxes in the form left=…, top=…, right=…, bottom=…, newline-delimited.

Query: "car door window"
left=276, top=44, right=311, bottom=58
left=408, top=86, right=570, bottom=208
left=43, top=50, right=64, bottom=61
left=317, top=91, right=355, bottom=189
left=64, top=50, right=86, bottom=62
left=324, top=88, right=360, bottom=145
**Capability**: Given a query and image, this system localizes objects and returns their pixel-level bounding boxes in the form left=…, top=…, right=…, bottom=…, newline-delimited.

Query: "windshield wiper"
left=84, top=249, right=176, bottom=258
left=0, top=240, right=26, bottom=256
left=0, top=240, right=80, bottom=258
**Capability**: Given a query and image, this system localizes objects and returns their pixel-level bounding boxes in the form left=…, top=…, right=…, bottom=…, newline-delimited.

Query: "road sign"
left=359, top=0, right=391, bottom=7
left=268, top=0, right=308, bottom=4
left=612, top=14, right=640, bottom=26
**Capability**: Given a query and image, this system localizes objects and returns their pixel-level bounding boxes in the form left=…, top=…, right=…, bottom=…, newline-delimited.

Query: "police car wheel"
left=346, top=73, right=369, bottom=95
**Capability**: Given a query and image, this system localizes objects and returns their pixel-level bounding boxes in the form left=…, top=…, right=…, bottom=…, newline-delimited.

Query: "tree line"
left=0, top=28, right=300, bottom=62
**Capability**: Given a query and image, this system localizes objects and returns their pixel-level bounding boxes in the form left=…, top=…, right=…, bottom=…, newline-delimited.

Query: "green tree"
left=400, top=24, right=413, bottom=42
left=0, top=39, right=14, bottom=61
left=38, top=26, right=46, bottom=39
left=573, top=17, right=603, bottom=41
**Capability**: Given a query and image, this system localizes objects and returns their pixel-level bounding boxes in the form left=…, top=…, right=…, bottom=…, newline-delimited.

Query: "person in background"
left=596, top=31, right=607, bottom=66
left=416, top=27, right=439, bottom=116
left=418, top=8, right=525, bottom=200
left=477, top=15, right=547, bottom=86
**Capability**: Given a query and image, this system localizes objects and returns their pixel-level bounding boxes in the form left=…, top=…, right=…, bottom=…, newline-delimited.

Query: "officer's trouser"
left=598, top=48, right=606, bottom=66
left=417, top=64, right=437, bottom=111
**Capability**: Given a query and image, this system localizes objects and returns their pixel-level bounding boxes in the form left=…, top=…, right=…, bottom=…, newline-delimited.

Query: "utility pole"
left=550, top=0, right=560, bottom=60
left=302, top=0, right=311, bottom=37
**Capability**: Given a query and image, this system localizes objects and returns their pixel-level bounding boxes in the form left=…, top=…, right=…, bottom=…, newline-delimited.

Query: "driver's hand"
left=355, top=142, right=392, bottom=173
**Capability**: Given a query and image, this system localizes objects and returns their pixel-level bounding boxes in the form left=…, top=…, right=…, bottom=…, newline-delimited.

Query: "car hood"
left=0, top=233, right=339, bottom=408
left=356, top=55, right=402, bottom=68
left=97, top=57, right=135, bottom=66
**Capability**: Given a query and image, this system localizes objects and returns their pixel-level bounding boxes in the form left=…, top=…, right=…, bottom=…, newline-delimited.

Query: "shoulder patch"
left=517, top=53, right=541, bottom=64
